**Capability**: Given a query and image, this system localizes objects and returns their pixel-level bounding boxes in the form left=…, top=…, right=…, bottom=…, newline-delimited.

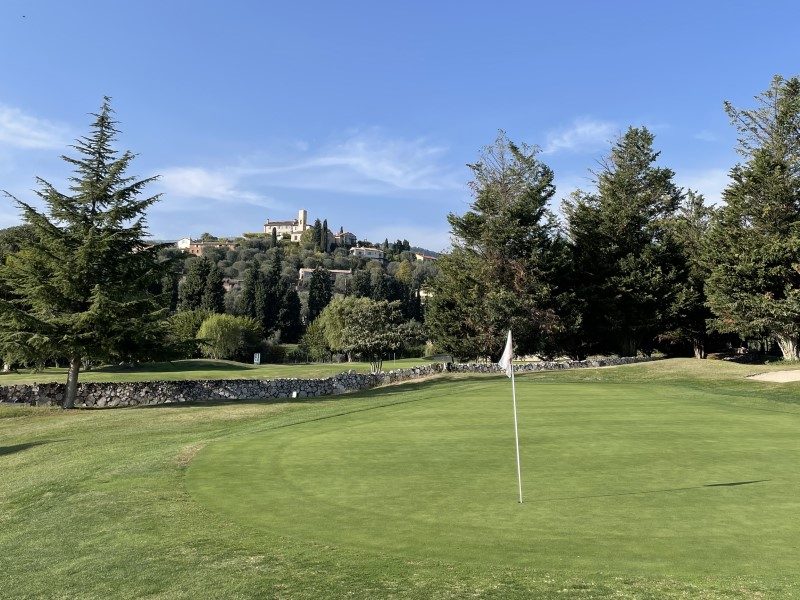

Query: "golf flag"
left=499, top=330, right=513, bottom=378
left=498, top=330, right=523, bottom=503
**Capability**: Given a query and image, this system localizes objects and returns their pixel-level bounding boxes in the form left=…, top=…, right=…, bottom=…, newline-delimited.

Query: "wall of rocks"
left=0, top=356, right=653, bottom=409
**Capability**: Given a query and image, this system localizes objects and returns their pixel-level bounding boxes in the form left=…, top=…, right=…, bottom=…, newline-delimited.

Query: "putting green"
left=186, top=377, right=800, bottom=577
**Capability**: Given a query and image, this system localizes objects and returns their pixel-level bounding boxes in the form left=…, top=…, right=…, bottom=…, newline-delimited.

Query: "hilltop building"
left=350, top=246, right=385, bottom=261
left=264, top=209, right=311, bottom=243
left=176, top=237, right=236, bottom=256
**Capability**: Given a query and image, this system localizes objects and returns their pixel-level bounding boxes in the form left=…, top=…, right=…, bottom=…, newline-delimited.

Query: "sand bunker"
left=748, top=370, right=800, bottom=383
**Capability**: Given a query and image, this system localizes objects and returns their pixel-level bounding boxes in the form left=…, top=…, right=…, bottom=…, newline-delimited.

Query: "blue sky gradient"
left=1, top=0, right=799, bottom=250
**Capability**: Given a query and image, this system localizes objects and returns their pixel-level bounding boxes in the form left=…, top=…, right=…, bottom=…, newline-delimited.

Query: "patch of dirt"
left=175, top=442, right=206, bottom=467
left=747, top=370, right=800, bottom=383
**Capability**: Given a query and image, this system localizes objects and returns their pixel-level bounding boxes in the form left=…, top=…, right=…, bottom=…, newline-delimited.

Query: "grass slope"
left=0, top=357, right=429, bottom=386
left=1, top=359, right=799, bottom=598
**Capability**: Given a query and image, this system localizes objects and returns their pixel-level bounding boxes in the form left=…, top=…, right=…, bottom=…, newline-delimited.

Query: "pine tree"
left=427, top=131, right=564, bottom=359
left=704, top=76, right=800, bottom=359
left=564, top=127, right=683, bottom=356
left=0, top=99, right=168, bottom=408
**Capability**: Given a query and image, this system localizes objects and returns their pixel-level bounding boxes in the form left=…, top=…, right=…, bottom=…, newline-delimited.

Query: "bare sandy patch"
left=748, top=370, right=800, bottom=383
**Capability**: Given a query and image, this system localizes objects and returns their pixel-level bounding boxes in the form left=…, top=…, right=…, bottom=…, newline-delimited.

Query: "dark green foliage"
left=662, top=191, right=714, bottom=357
left=277, top=287, right=302, bottom=342
left=351, top=270, right=372, bottom=297
left=307, top=267, right=332, bottom=323
left=321, top=219, right=328, bottom=252
left=704, top=76, right=800, bottom=359
left=201, top=263, right=225, bottom=313
left=427, top=131, right=566, bottom=360
left=0, top=99, right=169, bottom=405
left=565, top=127, right=684, bottom=356
left=179, top=257, right=211, bottom=311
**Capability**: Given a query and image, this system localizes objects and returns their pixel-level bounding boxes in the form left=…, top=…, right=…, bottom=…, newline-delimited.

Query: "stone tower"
left=298, top=209, right=308, bottom=229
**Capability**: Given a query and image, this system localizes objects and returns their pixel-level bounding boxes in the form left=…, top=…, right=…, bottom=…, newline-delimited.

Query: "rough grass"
left=0, top=357, right=430, bottom=386
left=1, top=358, right=799, bottom=598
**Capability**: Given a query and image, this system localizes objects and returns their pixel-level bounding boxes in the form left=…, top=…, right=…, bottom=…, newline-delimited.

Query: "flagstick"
left=510, top=363, right=523, bottom=503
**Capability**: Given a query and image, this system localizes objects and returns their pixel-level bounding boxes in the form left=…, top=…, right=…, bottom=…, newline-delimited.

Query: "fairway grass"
left=2, top=359, right=800, bottom=598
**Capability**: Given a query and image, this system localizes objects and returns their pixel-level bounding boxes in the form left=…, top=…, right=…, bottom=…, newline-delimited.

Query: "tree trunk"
left=619, top=336, right=637, bottom=358
left=693, top=338, right=707, bottom=359
left=775, top=334, right=800, bottom=361
left=64, top=355, right=81, bottom=409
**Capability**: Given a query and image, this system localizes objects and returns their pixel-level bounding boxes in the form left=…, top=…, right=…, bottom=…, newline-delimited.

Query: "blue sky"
left=1, top=0, right=799, bottom=251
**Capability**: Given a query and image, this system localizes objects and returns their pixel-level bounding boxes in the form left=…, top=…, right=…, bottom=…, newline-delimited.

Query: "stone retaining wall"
left=0, top=356, right=652, bottom=408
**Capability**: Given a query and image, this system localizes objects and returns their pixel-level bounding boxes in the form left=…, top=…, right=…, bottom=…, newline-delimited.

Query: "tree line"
left=427, top=76, right=800, bottom=362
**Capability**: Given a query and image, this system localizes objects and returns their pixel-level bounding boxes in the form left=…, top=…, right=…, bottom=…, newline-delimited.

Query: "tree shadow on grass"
left=534, top=480, right=771, bottom=503
left=0, top=440, right=64, bottom=457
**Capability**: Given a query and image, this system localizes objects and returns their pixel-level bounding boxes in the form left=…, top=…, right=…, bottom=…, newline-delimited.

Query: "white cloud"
left=156, top=129, right=463, bottom=210
left=543, top=118, right=617, bottom=155
left=0, top=105, right=69, bottom=150
left=679, top=167, right=730, bottom=205
left=241, top=129, right=462, bottom=195
left=157, top=166, right=277, bottom=209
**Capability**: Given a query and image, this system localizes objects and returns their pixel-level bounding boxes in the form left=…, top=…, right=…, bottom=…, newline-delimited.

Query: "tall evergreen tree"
left=307, top=267, right=333, bottom=322
left=564, top=127, right=683, bottom=356
left=0, top=99, right=168, bottom=408
left=312, top=219, right=322, bottom=251
left=178, top=257, right=211, bottom=311
left=270, top=227, right=278, bottom=247
left=704, top=75, right=800, bottom=359
left=277, top=287, right=303, bottom=342
left=426, top=131, right=565, bottom=359
left=201, top=262, right=225, bottom=313
left=321, top=219, right=329, bottom=252
left=663, top=191, right=714, bottom=358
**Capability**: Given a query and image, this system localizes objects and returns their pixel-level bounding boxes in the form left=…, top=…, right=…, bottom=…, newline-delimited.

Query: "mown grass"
left=1, top=358, right=799, bottom=598
left=0, top=357, right=430, bottom=386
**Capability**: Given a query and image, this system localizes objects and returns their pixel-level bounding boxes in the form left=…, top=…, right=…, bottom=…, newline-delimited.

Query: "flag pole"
left=510, top=361, right=523, bottom=503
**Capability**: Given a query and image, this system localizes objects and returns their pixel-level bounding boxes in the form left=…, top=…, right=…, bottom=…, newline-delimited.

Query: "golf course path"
left=748, top=369, right=800, bottom=382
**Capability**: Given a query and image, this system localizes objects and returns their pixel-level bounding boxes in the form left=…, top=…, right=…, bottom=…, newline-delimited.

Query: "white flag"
left=498, top=330, right=513, bottom=378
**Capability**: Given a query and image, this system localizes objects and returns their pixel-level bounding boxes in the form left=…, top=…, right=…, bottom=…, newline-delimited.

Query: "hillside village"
left=146, top=207, right=440, bottom=348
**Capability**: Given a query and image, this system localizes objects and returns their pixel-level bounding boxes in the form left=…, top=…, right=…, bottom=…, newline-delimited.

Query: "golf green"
left=186, top=376, right=800, bottom=578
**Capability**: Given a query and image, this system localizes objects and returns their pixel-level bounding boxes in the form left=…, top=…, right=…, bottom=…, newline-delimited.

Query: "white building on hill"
left=350, top=246, right=385, bottom=261
left=264, top=209, right=310, bottom=242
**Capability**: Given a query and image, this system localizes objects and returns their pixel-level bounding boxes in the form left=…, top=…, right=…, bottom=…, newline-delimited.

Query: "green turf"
left=0, top=357, right=429, bottom=386
left=2, top=359, right=800, bottom=598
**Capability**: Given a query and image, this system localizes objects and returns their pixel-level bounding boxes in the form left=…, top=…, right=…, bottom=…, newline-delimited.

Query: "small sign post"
left=253, top=353, right=261, bottom=365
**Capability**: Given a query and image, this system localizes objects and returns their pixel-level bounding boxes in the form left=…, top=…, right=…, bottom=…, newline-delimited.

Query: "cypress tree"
left=179, top=257, right=211, bottom=311
left=321, top=219, right=329, bottom=252
left=201, top=262, right=225, bottom=313
left=307, top=267, right=333, bottom=322
left=277, top=287, right=303, bottom=342
left=0, top=99, right=168, bottom=408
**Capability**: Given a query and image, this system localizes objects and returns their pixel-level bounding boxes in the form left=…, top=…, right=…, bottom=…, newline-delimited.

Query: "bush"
left=167, top=310, right=211, bottom=358
left=197, top=314, right=263, bottom=361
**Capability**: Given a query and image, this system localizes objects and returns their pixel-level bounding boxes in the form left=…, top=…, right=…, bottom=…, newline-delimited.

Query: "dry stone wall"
left=0, top=356, right=652, bottom=408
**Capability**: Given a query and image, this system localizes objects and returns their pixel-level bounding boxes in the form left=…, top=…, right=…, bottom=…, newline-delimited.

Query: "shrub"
left=167, top=310, right=211, bottom=358
left=197, top=314, right=263, bottom=361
